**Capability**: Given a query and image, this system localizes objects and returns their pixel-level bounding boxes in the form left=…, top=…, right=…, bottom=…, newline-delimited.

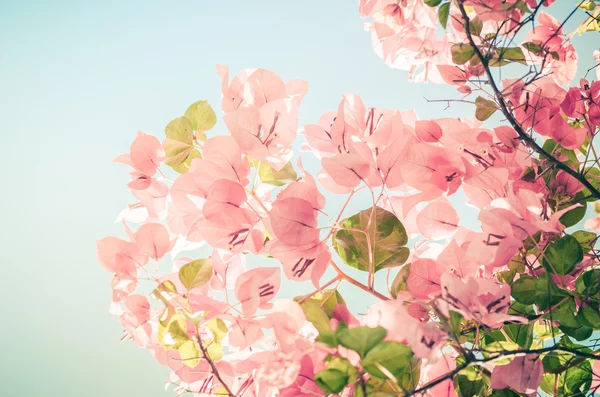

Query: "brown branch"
left=456, top=0, right=600, bottom=200
left=197, top=336, right=236, bottom=397
left=407, top=345, right=600, bottom=396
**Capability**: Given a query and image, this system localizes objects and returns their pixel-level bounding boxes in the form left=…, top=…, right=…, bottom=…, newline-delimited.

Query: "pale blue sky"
left=1, top=1, right=598, bottom=396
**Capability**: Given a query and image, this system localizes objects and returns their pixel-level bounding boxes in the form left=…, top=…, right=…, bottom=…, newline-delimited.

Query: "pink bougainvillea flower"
left=235, top=267, right=281, bottom=316
left=407, top=258, right=446, bottom=299
left=491, top=355, right=544, bottom=395
left=219, top=65, right=307, bottom=171
left=114, top=131, right=165, bottom=190
left=97, top=236, right=147, bottom=278
left=438, top=273, right=524, bottom=328
left=416, top=197, right=459, bottom=240
left=134, top=222, right=173, bottom=261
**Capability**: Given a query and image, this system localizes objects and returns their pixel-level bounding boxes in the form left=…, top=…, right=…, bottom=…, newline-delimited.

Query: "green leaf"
left=572, top=230, right=597, bottom=253
left=504, top=303, right=534, bottom=348
left=559, top=193, right=587, bottom=227
left=314, top=369, right=349, bottom=394
left=469, top=17, right=483, bottom=36
left=535, top=273, right=570, bottom=311
left=424, top=0, right=442, bottom=6
left=258, top=161, right=297, bottom=186
left=398, top=356, right=421, bottom=391
left=165, top=116, right=194, bottom=144
left=333, top=206, right=409, bottom=273
left=559, top=324, right=593, bottom=341
left=164, top=317, right=190, bottom=349
left=542, top=235, right=583, bottom=275
left=576, top=269, right=600, bottom=296
left=577, top=304, right=600, bottom=328
left=543, top=298, right=578, bottom=328
left=297, top=288, right=346, bottom=317
left=498, top=47, right=526, bottom=65
left=456, top=366, right=488, bottom=397
left=184, top=100, right=217, bottom=139
left=564, top=361, right=593, bottom=396
left=361, top=341, right=413, bottom=379
left=315, top=330, right=338, bottom=347
left=438, top=2, right=450, bottom=29
left=511, top=276, right=537, bottom=305
left=451, top=43, right=476, bottom=65
left=337, top=326, right=387, bottom=357
left=475, top=96, right=499, bottom=121
left=163, top=137, right=202, bottom=173
left=178, top=259, right=213, bottom=290
left=178, top=340, right=200, bottom=368
left=390, top=264, right=410, bottom=299
left=448, top=311, right=464, bottom=339
left=300, top=299, right=332, bottom=334
left=579, top=0, right=597, bottom=11
left=522, top=42, right=542, bottom=55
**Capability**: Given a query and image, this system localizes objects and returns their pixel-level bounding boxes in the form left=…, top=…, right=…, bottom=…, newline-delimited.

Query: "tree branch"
left=456, top=0, right=600, bottom=200
left=197, top=336, right=236, bottom=397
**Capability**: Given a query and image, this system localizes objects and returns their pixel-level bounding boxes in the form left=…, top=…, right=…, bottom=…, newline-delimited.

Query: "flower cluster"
left=99, top=1, right=600, bottom=396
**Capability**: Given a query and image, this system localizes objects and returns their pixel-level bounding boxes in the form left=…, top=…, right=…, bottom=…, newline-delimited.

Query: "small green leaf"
left=300, top=299, right=332, bottom=334
left=559, top=324, right=593, bottom=341
left=165, top=116, right=194, bottom=144
left=258, top=161, right=297, bottom=186
left=535, top=273, right=570, bottom=311
left=456, top=366, right=488, bottom=397
left=179, top=259, right=213, bottom=290
left=361, top=341, right=413, bottom=379
left=451, top=43, right=476, bottom=65
left=315, top=330, right=338, bottom=347
left=543, top=298, right=578, bottom=328
left=579, top=0, right=597, bottom=11
left=337, top=326, right=387, bottom=357
left=475, top=96, right=499, bottom=121
left=577, top=304, right=600, bottom=328
left=390, top=264, right=410, bottom=299
left=424, top=0, right=442, bottom=6
left=438, top=2, right=450, bottom=29
left=178, top=340, right=200, bottom=368
left=314, top=369, right=349, bottom=394
left=498, top=47, right=526, bottom=64
left=559, top=193, right=587, bottom=227
left=572, top=230, right=596, bottom=253
left=576, top=269, right=600, bottom=296
left=163, top=137, right=202, bottom=173
left=184, top=100, right=217, bottom=139
left=333, top=206, right=409, bottom=273
left=469, top=17, right=483, bottom=36
left=164, top=317, right=190, bottom=349
left=522, top=42, right=542, bottom=55
left=542, top=235, right=583, bottom=275
left=511, top=276, right=537, bottom=305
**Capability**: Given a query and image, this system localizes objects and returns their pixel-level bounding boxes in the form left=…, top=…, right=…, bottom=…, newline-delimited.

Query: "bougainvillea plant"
left=98, top=1, right=600, bottom=396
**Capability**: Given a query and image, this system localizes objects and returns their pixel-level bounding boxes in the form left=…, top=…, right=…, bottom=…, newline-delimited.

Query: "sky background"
left=1, top=1, right=599, bottom=396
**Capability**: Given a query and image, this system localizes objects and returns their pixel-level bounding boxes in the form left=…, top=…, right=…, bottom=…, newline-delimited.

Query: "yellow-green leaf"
left=451, top=43, right=475, bottom=65
left=475, top=96, right=499, bottom=121
left=160, top=315, right=189, bottom=349
left=163, top=137, right=202, bottom=173
left=333, top=206, right=410, bottom=272
left=206, top=318, right=228, bottom=343
left=179, top=259, right=213, bottom=290
left=165, top=116, right=194, bottom=144
left=184, top=100, right=217, bottom=139
left=179, top=340, right=200, bottom=368
left=258, top=161, right=297, bottom=186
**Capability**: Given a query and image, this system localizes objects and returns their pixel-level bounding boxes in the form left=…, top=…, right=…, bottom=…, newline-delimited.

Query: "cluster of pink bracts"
left=98, top=1, right=600, bottom=396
